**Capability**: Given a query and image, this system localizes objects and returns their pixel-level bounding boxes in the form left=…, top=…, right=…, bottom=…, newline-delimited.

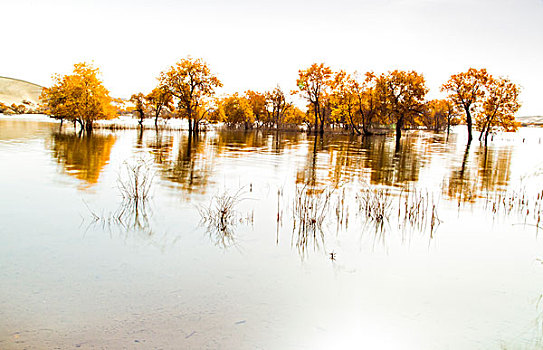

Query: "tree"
left=378, top=70, right=428, bottom=145
left=159, top=57, right=222, bottom=134
left=265, top=86, right=291, bottom=128
left=330, top=70, right=360, bottom=134
left=296, top=63, right=333, bottom=134
left=244, top=90, right=268, bottom=127
left=283, top=106, right=308, bottom=128
left=331, top=71, right=381, bottom=135
left=219, top=93, right=255, bottom=129
left=423, top=99, right=461, bottom=133
left=130, top=93, right=146, bottom=126
left=476, top=76, right=521, bottom=144
left=145, top=86, right=174, bottom=127
left=40, top=62, right=115, bottom=134
left=442, top=68, right=491, bottom=143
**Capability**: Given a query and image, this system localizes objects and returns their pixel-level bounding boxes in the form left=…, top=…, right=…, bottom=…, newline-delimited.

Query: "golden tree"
left=40, top=62, right=115, bottom=133
left=424, top=99, right=461, bottom=133
left=265, top=86, right=291, bottom=128
left=145, top=86, right=174, bottom=127
left=296, top=63, right=333, bottom=134
left=331, top=71, right=381, bottom=135
left=130, top=92, right=146, bottom=126
left=244, top=90, right=268, bottom=127
left=219, top=93, right=255, bottom=129
left=476, top=77, right=521, bottom=144
left=378, top=70, right=428, bottom=144
left=441, top=68, right=491, bottom=143
left=159, top=57, right=222, bottom=134
left=330, top=70, right=359, bottom=134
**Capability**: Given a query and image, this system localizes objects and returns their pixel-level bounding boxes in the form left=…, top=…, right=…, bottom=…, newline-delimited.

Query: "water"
left=1, top=116, right=543, bottom=349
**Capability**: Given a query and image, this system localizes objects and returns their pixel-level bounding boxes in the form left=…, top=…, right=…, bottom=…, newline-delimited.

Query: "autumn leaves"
left=40, top=58, right=521, bottom=144
left=441, top=68, right=521, bottom=144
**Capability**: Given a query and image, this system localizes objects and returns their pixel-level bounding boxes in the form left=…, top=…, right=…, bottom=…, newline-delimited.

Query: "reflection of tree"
left=476, top=146, right=512, bottom=193
left=50, top=132, right=116, bottom=185
left=295, top=134, right=424, bottom=190
left=214, top=129, right=267, bottom=152
left=444, top=144, right=513, bottom=202
left=159, top=133, right=214, bottom=194
left=444, top=144, right=475, bottom=202
left=147, top=128, right=174, bottom=164
left=360, top=135, right=423, bottom=186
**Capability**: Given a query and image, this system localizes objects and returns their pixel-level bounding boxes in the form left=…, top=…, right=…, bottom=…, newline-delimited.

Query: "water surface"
left=1, top=117, right=543, bottom=349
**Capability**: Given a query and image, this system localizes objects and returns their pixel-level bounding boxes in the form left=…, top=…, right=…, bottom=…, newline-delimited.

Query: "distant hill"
left=516, top=115, right=543, bottom=126
left=0, top=76, right=43, bottom=107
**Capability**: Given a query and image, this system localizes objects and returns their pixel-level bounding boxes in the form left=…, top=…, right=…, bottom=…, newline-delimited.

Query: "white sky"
left=2, top=0, right=542, bottom=115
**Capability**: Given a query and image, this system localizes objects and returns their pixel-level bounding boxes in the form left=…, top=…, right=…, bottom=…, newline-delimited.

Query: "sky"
left=2, top=0, right=542, bottom=115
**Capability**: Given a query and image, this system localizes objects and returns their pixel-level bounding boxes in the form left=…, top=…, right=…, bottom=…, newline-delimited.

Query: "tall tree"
left=442, top=68, right=491, bottom=144
left=160, top=57, right=222, bottom=134
left=40, top=62, right=115, bottom=134
left=330, top=70, right=360, bottom=134
left=296, top=63, right=333, bottom=134
left=476, top=76, right=521, bottom=144
left=378, top=70, right=428, bottom=145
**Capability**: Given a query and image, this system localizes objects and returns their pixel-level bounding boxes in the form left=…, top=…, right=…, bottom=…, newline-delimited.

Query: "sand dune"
left=0, top=76, right=43, bottom=107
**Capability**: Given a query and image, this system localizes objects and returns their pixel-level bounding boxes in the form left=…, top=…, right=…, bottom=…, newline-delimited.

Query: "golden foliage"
left=218, top=93, right=255, bottom=128
left=477, top=77, right=521, bottom=141
left=160, top=57, right=222, bottom=131
left=296, top=63, right=334, bottom=132
left=378, top=70, right=428, bottom=135
left=441, top=68, right=492, bottom=141
left=145, top=86, right=174, bottom=126
left=40, top=62, right=115, bottom=132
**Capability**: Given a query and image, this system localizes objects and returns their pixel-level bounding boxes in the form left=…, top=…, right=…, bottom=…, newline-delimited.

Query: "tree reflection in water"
left=49, top=131, right=116, bottom=186
left=443, top=142, right=513, bottom=204
left=48, top=127, right=519, bottom=255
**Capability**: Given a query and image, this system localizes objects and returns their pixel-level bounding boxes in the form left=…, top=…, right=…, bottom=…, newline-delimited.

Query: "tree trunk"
left=465, top=108, right=473, bottom=144
left=188, top=117, right=193, bottom=134
left=395, top=116, right=403, bottom=146
left=313, top=103, right=319, bottom=135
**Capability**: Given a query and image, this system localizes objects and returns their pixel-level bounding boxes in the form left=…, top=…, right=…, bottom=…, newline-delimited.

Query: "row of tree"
left=40, top=57, right=521, bottom=144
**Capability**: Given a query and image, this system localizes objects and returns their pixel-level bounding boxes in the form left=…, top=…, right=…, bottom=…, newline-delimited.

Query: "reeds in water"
left=117, top=159, right=154, bottom=207
left=291, top=185, right=333, bottom=258
left=198, top=188, right=247, bottom=248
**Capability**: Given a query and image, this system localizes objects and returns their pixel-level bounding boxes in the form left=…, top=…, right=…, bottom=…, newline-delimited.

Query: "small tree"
left=244, top=90, right=268, bottom=127
left=130, top=93, right=146, bottom=126
left=219, top=94, right=255, bottom=129
left=145, top=86, right=174, bottom=127
left=265, top=86, right=291, bottom=128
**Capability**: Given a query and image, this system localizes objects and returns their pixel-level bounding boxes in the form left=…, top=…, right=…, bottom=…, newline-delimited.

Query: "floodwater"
left=1, top=116, right=543, bottom=349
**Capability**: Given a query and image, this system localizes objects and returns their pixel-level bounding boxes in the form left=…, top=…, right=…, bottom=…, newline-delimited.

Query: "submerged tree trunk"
left=465, top=108, right=473, bottom=144
left=313, top=103, right=319, bottom=135
left=188, top=116, right=193, bottom=134
left=348, top=111, right=362, bottom=135
left=395, top=116, right=403, bottom=147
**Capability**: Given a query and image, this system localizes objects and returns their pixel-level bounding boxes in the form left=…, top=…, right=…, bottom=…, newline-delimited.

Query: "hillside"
left=517, top=115, right=543, bottom=126
left=0, top=76, right=43, bottom=107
